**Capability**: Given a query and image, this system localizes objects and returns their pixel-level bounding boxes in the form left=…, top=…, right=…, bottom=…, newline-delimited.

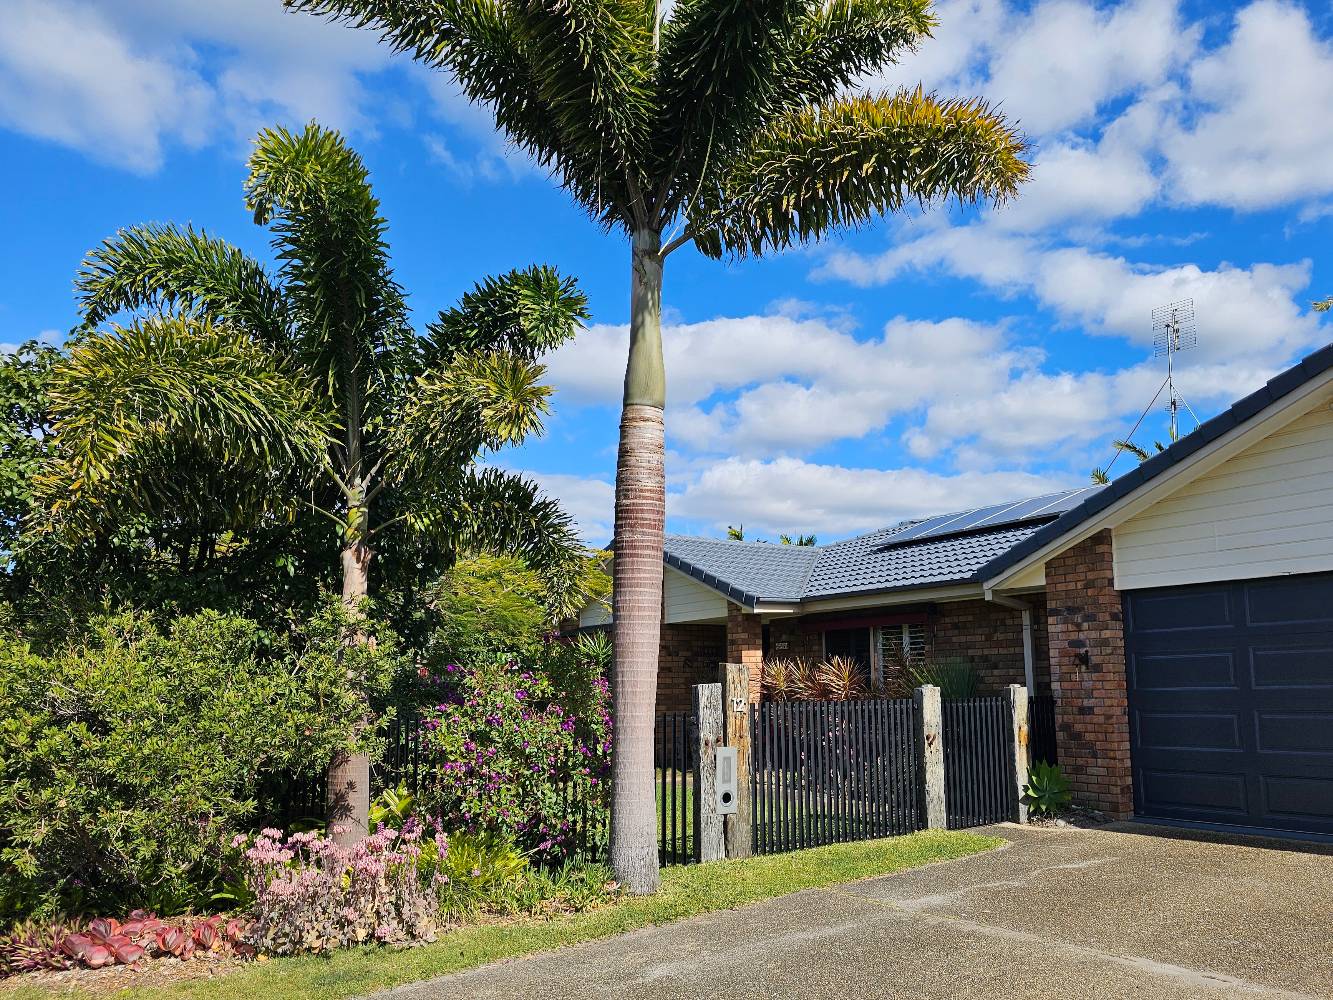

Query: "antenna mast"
left=1152, top=299, right=1198, bottom=442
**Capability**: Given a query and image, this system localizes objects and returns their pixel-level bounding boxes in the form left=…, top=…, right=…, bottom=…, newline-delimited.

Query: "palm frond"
left=383, top=351, right=553, bottom=488
left=1112, top=439, right=1152, bottom=462
left=407, top=466, right=583, bottom=579
left=425, top=264, right=589, bottom=366
left=285, top=0, right=648, bottom=228
left=692, top=88, right=1030, bottom=258
left=75, top=223, right=290, bottom=346
left=774, top=0, right=935, bottom=108
left=654, top=0, right=807, bottom=208
left=245, top=122, right=408, bottom=398
left=510, top=0, right=655, bottom=196
left=39, top=316, right=333, bottom=537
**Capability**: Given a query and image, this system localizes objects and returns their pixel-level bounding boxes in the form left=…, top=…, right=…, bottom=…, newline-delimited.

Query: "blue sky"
left=2, top=0, right=1331, bottom=545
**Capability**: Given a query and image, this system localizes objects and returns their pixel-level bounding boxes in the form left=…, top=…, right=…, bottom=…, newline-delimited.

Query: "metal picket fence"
left=750, top=699, right=920, bottom=855
left=1029, top=694, right=1059, bottom=766
left=655, top=712, right=696, bottom=865
left=942, top=696, right=1016, bottom=829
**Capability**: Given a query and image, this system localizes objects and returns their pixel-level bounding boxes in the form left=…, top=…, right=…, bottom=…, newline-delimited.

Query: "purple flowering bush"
left=415, top=644, right=611, bottom=860
left=240, top=824, right=442, bottom=955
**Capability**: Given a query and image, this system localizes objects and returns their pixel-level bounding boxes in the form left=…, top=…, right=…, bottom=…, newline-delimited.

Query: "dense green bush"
left=0, top=600, right=397, bottom=923
left=427, top=554, right=551, bottom=666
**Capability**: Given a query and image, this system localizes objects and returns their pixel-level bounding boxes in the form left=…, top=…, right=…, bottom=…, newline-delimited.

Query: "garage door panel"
left=1255, top=713, right=1333, bottom=755
left=1261, top=776, right=1333, bottom=822
left=1137, top=768, right=1249, bottom=818
left=1126, top=573, right=1333, bottom=837
left=1127, top=587, right=1232, bottom=633
left=1129, top=651, right=1236, bottom=689
left=1244, top=575, right=1333, bottom=627
left=1250, top=644, right=1333, bottom=689
left=1136, top=711, right=1241, bottom=751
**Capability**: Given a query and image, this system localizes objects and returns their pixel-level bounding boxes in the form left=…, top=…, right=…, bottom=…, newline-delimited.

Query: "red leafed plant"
left=1, top=910, right=253, bottom=978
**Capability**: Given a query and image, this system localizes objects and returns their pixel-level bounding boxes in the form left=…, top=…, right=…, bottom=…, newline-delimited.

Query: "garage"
left=1125, top=573, right=1333, bottom=837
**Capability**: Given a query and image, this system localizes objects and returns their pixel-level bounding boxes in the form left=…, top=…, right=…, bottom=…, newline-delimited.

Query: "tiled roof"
left=662, top=487, right=1097, bottom=606
left=663, top=535, right=818, bottom=605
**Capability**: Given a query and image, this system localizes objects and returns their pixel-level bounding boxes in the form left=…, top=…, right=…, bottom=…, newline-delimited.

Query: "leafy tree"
left=288, top=0, right=1030, bottom=891
left=780, top=533, right=817, bottom=546
left=1315, top=297, right=1331, bottom=313
left=39, top=123, right=589, bottom=844
left=0, top=342, right=59, bottom=567
left=726, top=524, right=744, bottom=541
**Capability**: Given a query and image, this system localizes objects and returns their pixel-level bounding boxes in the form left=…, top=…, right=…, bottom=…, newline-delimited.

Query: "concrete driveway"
left=379, top=824, right=1333, bottom=1000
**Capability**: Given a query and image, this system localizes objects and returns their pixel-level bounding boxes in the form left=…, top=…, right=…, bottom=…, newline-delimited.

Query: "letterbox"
left=715, top=746, right=738, bottom=815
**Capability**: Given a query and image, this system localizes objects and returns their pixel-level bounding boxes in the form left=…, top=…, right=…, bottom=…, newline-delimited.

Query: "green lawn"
left=2, top=830, right=999, bottom=1000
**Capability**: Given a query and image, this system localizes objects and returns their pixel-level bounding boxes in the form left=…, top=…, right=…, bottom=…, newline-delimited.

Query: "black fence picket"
left=655, top=711, right=696, bottom=865
left=1029, top=694, right=1058, bottom=766
left=942, top=697, right=1015, bottom=829
left=750, top=699, right=919, bottom=855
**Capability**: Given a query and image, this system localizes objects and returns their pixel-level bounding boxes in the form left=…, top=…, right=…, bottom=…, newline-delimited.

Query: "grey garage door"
left=1125, top=573, right=1333, bottom=837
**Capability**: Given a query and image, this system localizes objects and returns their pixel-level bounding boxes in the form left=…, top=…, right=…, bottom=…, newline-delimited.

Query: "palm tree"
left=287, top=0, right=1030, bottom=891
left=42, top=123, right=589, bottom=845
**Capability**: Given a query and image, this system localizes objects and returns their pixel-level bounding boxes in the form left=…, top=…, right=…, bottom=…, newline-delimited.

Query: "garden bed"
left=0, top=831, right=1001, bottom=1000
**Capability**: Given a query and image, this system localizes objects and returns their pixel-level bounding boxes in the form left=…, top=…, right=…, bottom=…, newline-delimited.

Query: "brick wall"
left=725, top=603, right=764, bottom=702
left=657, top=623, right=726, bottom=714
left=767, top=617, right=823, bottom=662
left=1045, top=530, right=1132, bottom=818
left=932, top=597, right=1051, bottom=694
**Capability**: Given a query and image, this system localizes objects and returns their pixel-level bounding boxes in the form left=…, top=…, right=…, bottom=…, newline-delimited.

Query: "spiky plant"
left=286, top=0, right=1031, bottom=891
left=42, top=123, right=589, bottom=845
left=816, top=655, right=869, bottom=701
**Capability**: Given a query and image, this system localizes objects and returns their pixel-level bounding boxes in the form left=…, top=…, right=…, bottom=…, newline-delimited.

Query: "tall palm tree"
left=287, top=0, right=1031, bottom=891
left=42, top=123, right=589, bottom=845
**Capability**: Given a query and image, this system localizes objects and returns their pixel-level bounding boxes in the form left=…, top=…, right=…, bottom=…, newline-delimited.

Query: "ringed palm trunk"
left=610, top=228, right=666, bottom=894
left=328, top=529, right=373, bottom=846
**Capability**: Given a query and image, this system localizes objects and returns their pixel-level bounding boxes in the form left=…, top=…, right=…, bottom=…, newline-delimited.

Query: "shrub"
left=426, top=831, right=530, bottom=920
left=0, top=600, right=397, bottom=923
left=427, top=555, right=550, bottom=666
left=908, top=656, right=979, bottom=699
left=414, top=648, right=611, bottom=860
left=1022, top=760, right=1073, bottom=817
left=241, top=826, right=439, bottom=955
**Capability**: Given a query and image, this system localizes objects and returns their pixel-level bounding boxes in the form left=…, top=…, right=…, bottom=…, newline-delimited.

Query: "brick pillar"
left=1045, top=530, right=1132, bottom=818
left=725, top=602, right=763, bottom=701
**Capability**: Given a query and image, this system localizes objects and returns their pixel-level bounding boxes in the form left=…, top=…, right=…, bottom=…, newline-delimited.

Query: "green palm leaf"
left=75, top=223, right=290, bottom=346
left=40, top=316, right=333, bottom=535
left=694, top=89, right=1030, bottom=258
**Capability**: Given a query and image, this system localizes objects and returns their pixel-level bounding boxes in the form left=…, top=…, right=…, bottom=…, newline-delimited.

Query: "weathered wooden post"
left=1007, top=683, right=1030, bottom=824
left=719, top=662, right=753, bottom=858
left=914, top=684, right=947, bottom=829
left=692, top=682, right=725, bottom=862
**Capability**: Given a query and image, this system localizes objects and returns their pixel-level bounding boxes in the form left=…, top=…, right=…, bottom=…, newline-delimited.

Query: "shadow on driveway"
left=376, top=823, right=1333, bottom=1000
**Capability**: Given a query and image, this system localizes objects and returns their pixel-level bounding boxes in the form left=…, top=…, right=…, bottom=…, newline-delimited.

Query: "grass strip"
left=5, top=830, right=1001, bottom=1000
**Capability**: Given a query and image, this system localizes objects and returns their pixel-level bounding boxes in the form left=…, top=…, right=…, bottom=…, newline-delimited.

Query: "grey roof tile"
left=662, top=487, right=1096, bottom=605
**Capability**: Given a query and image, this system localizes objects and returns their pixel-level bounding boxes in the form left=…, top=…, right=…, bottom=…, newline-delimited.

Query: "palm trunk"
left=609, top=228, right=666, bottom=894
left=328, top=363, right=373, bottom=848
left=328, top=533, right=373, bottom=846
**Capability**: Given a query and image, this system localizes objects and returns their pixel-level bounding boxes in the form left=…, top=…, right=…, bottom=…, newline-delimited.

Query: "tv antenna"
left=1093, top=299, right=1203, bottom=484
left=1152, top=298, right=1199, bottom=442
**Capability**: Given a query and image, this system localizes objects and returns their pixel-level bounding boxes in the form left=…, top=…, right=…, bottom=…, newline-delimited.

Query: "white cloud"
left=0, top=0, right=398, bottom=172
left=817, top=228, right=1321, bottom=363
left=0, top=0, right=213, bottom=172
left=546, top=312, right=1025, bottom=456
left=1161, top=0, right=1333, bottom=210
left=671, top=458, right=1067, bottom=539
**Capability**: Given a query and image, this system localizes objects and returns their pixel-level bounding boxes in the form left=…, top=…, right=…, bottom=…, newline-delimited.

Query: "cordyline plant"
left=39, top=122, right=590, bottom=846
left=287, top=0, right=1031, bottom=892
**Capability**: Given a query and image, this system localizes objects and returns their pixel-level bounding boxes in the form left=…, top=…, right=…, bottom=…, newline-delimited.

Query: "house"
left=581, top=339, right=1333, bottom=841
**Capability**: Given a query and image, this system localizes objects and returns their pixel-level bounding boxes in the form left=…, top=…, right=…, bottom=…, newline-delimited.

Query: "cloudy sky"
left=3, top=0, right=1331, bottom=544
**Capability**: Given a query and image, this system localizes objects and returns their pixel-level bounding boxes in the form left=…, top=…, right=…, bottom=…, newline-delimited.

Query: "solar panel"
left=878, top=487, right=1099, bottom=549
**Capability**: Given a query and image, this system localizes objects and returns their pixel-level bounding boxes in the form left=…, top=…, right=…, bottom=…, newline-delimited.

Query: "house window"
left=822, top=627, right=871, bottom=671
left=876, top=623, right=929, bottom=684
